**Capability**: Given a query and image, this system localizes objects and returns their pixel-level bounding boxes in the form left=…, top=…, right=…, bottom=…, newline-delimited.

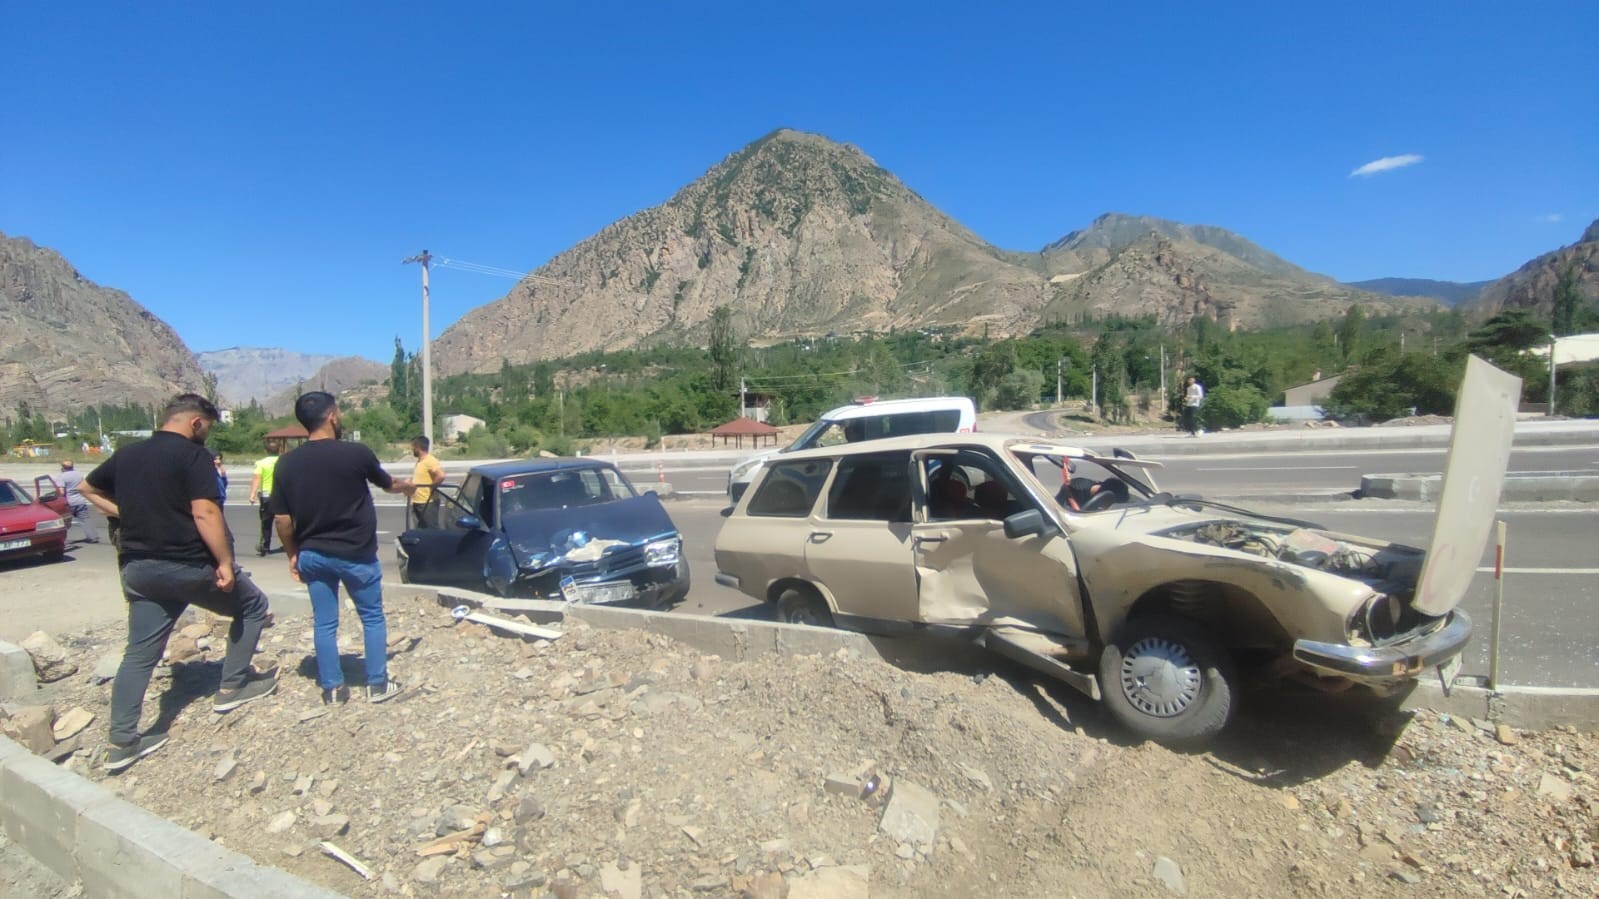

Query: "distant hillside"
left=1033, top=215, right=1436, bottom=330
left=1473, top=219, right=1599, bottom=319
left=1347, top=277, right=1492, bottom=306
left=433, top=129, right=1045, bottom=373
left=0, top=231, right=207, bottom=417
left=197, top=347, right=345, bottom=407
left=261, top=356, right=389, bottom=416
left=433, top=133, right=1442, bottom=373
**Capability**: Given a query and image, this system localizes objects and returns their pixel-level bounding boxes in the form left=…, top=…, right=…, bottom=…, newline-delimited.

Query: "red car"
left=0, top=476, right=70, bottom=563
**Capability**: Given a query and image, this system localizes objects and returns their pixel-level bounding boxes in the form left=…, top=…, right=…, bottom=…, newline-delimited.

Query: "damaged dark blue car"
left=396, top=459, right=690, bottom=607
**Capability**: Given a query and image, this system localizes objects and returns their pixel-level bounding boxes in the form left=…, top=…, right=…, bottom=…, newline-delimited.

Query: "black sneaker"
left=214, top=672, right=279, bottom=712
left=322, top=685, right=350, bottom=705
left=367, top=680, right=405, bottom=703
left=103, top=732, right=169, bottom=772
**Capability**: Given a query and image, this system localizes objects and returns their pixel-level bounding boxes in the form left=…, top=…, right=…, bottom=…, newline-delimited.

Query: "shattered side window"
left=747, top=459, right=833, bottom=518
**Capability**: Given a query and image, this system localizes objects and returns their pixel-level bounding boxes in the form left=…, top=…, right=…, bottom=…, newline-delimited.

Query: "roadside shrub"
left=1199, top=384, right=1269, bottom=430
left=993, top=369, right=1046, bottom=411
left=462, top=426, right=510, bottom=459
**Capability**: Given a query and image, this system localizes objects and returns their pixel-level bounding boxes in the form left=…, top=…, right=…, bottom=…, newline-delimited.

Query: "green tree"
left=993, top=369, right=1045, bottom=410
left=1336, top=304, right=1367, bottom=363
left=1553, top=263, right=1584, bottom=336
left=708, top=306, right=740, bottom=392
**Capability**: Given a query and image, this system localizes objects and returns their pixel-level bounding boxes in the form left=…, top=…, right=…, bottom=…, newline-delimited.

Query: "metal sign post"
left=1489, top=520, right=1507, bottom=691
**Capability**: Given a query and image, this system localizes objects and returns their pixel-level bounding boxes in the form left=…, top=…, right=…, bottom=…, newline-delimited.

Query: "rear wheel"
left=1099, top=615, right=1236, bottom=749
left=776, top=586, right=834, bottom=628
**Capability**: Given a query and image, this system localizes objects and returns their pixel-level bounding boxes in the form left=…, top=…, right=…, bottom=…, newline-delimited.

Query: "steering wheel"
left=1079, top=488, right=1119, bottom=513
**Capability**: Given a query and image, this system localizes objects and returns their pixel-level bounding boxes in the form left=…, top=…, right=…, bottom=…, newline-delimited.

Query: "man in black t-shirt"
left=271, top=391, right=414, bottom=705
left=80, top=394, right=277, bottom=772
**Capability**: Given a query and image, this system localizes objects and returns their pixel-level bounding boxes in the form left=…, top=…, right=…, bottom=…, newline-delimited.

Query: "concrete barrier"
left=426, top=586, right=1599, bottom=731
left=0, top=639, right=37, bottom=699
left=0, top=736, right=341, bottom=898
left=1361, top=470, right=1599, bottom=502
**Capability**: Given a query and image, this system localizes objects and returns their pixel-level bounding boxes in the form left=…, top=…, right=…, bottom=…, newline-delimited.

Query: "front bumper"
left=1292, top=610, right=1472, bottom=681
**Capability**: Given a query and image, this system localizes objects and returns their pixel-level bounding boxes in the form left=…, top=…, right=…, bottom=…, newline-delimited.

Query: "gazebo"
left=263, top=424, right=311, bottom=450
left=709, top=417, right=781, bottom=449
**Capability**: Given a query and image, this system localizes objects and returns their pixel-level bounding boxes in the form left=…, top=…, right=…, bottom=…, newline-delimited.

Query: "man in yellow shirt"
left=247, top=438, right=283, bottom=556
left=409, top=436, right=445, bottom=529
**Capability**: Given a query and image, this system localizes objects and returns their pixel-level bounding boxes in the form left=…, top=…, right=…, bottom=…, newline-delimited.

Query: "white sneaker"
left=1197, top=429, right=1205, bottom=436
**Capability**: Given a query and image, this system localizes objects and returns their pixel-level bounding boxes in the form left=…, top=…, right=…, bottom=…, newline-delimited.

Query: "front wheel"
left=776, top=586, right=834, bottom=628
left=1098, top=615, right=1236, bottom=749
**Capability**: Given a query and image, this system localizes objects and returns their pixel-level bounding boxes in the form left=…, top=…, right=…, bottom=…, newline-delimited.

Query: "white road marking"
left=1196, top=466, right=1358, bottom=472
left=1160, top=444, right=1599, bottom=463
left=1476, top=567, right=1599, bottom=574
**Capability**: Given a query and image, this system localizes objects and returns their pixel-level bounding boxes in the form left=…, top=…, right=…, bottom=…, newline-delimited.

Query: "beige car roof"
left=772, top=432, right=1165, bottom=470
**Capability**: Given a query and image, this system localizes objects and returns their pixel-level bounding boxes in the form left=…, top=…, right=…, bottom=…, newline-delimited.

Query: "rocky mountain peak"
left=0, top=231, right=206, bottom=416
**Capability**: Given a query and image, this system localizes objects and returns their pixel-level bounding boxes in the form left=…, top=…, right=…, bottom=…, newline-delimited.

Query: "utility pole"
left=1091, top=366, right=1099, bottom=416
left=740, top=376, right=748, bottom=420
left=403, top=250, right=434, bottom=446
left=1159, top=345, right=1167, bottom=399
left=1055, top=358, right=1063, bottom=405
left=1548, top=335, right=1558, bottom=416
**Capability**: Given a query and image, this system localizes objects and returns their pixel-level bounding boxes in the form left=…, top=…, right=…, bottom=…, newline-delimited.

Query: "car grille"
left=565, top=544, right=646, bottom=581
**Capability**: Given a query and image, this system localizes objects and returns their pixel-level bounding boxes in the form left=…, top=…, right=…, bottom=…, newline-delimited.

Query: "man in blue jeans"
left=270, top=391, right=414, bottom=704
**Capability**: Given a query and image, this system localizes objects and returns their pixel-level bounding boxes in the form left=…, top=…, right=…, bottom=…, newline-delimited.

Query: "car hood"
left=1063, top=356, right=1520, bottom=623
left=0, top=504, right=58, bottom=534
left=498, top=493, right=678, bottom=570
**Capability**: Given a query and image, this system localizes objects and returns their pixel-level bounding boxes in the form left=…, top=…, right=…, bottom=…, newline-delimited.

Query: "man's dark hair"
left=412, top=436, right=430, bottom=452
left=162, top=393, right=220, bottom=424
left=294, top=391, right=338, bottom=431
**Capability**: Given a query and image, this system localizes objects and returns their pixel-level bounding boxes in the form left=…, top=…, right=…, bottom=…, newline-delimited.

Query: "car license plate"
left=0, top=538, right=31, bottom=551
left=564, top=582, right=635, bottom=605
left=1437, top=654, right=1462, bottom=690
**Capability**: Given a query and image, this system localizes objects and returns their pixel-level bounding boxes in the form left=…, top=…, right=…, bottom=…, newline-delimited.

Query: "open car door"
left=398, top=475, right=497, bottom=591
left=34, top=476, right=69, bottom=517
left=909, top=447, right=1088, bottom=643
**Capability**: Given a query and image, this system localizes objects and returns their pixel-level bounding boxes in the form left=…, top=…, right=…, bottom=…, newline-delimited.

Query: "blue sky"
left=4, top=1, right=1595, bottom=362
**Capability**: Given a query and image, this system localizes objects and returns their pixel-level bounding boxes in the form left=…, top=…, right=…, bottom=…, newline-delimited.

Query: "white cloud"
left=1536, top=213, right=1565, bottom=223
left=1349, top=154, right=1424, bottom=177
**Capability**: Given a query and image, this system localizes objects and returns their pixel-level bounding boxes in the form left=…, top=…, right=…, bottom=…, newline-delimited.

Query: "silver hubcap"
left=1119, top=637, right=1203, bottom=717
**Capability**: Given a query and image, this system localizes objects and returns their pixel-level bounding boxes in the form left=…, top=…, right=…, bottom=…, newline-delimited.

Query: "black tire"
left=43, top=549, right=66, bottom=564
left=776, top=586, right=834, bottom=628
left=1098, top=615, right=1236, bottom=749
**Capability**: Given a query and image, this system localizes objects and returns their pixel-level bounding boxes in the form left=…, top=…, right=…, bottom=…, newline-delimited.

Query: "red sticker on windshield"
left=501, top=480, right=516, bottom=490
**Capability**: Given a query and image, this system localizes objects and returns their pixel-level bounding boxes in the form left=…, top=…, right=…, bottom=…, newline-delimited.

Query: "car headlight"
left=731, top=458, right=765, bottom=480
left=644, top=538, right=681, bottom=567
left=35, top=518, right=66, bottom=532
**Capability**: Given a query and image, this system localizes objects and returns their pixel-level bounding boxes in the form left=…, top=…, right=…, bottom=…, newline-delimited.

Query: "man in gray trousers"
left=80, top=394, right=278, bottom=772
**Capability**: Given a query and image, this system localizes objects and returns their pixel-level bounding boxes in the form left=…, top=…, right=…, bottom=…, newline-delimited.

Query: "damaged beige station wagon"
left=714, top=358, right=1521, bottom=747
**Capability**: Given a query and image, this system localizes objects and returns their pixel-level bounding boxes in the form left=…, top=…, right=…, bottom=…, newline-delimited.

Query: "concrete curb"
left=423, top=587, right=992, bottom=674
left=419, top=586, right=1599, bottom=732
left=1361, top=471, right=1599, bottom=502
left=0, top=639, right=37, bottom=700
left=0, top=737, right=341, bottom=898
left=1403, top=682, right=1599, bottom=730
left=1059, top=419, right=1599, bottom=458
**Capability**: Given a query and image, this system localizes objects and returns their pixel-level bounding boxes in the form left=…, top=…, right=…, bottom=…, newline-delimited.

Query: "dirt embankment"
left=6, top=593, right=1598, bottom=898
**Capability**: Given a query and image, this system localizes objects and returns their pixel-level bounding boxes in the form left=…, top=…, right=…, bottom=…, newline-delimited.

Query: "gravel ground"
left=5, top=592, right=1599, bottom=898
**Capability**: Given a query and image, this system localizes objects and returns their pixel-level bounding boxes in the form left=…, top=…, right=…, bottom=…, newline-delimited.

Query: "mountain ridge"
left=433, top=130, right=1436, bottom=373
left=0, top=231, right=207, bottom=417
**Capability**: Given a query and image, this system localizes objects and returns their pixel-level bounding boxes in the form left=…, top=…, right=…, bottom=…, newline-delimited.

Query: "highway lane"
left=5, top=496, right=1591, bottom=691
left=602, top=442, right=1599, bottom=499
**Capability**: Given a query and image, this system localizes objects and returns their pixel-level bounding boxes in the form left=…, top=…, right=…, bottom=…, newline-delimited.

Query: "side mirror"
left=1112, top=448, right=1136, bottom=460
left=454, top=515, right=483, bottom=530
left=1003, top=508, right=1049, bottom=539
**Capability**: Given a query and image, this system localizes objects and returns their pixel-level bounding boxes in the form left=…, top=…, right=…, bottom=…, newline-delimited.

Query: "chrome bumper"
left=1292, top=610, right=1471, bottom=680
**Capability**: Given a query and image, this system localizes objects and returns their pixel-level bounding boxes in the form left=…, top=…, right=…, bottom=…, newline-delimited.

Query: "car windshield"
left=498, top=467, right=636, bottom=515
left=1010, top=449, right=1154, bottom=512
left=0, top=482, right=27, bottom=506
left=783, top=408, right=965, bottom=453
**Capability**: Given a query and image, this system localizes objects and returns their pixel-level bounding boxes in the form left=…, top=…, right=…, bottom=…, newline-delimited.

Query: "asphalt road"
left=3, top=487, right=1594, bottom=690
left=600, top=439, right=1599, bottom=499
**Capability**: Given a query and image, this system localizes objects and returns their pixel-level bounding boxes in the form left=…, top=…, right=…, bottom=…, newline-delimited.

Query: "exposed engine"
left=1160, top=520, right=1424, bottom=598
